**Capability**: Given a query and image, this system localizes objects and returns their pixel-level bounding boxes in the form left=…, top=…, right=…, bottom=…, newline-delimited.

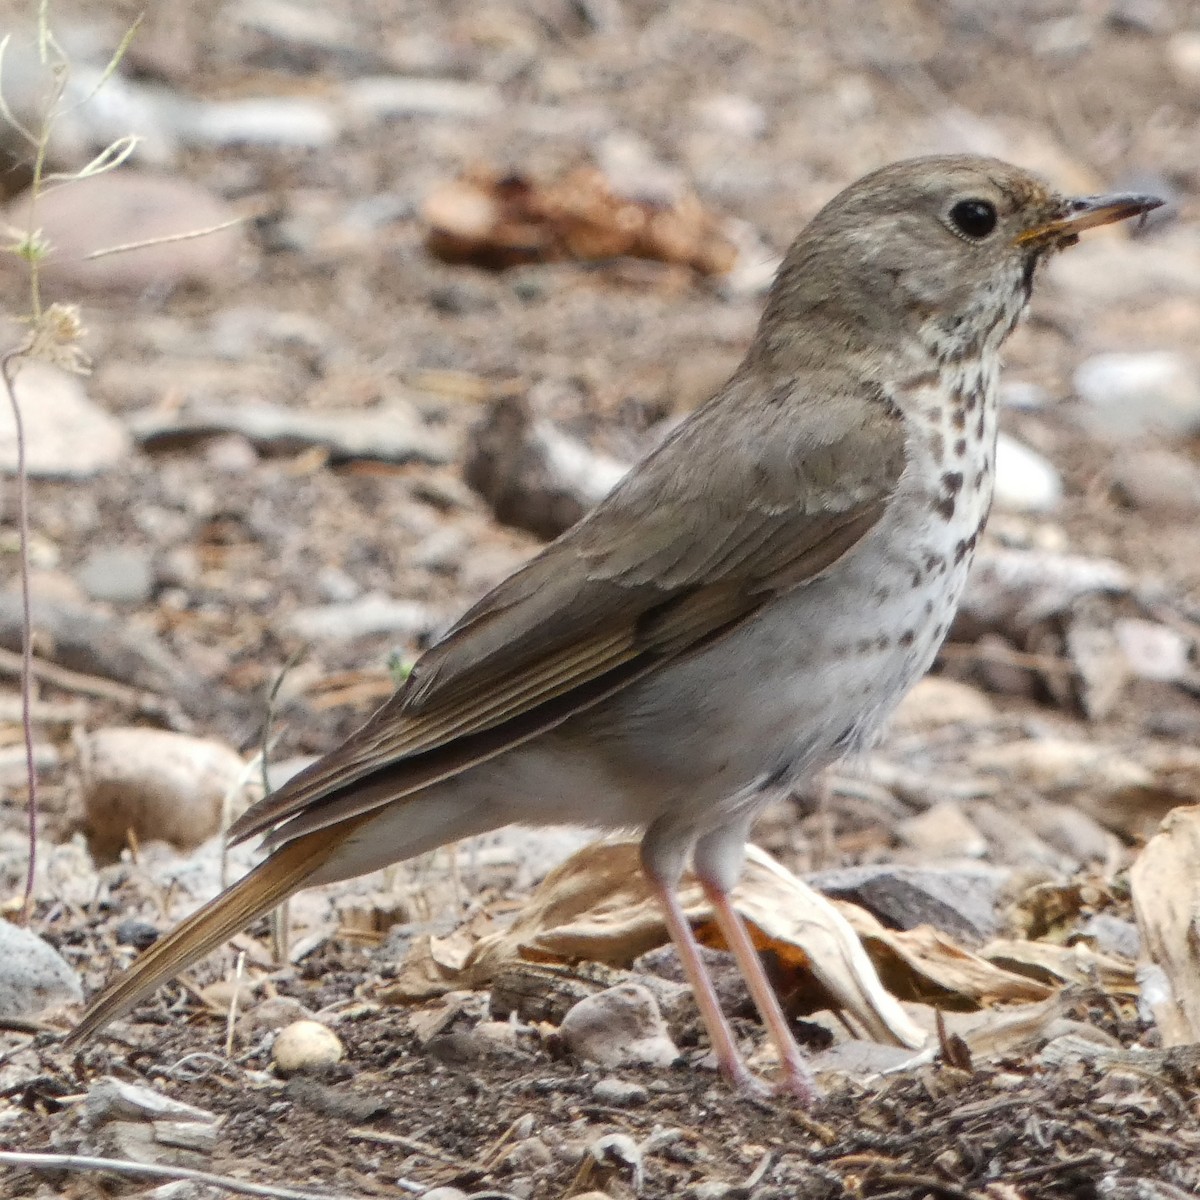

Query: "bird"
left=66, top=156, right=1160, bottom=1101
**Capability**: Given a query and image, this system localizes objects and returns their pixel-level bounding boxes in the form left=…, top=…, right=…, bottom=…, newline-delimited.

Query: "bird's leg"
left=640, top=827, right=767, bottom=1097
left=643, top=870, right=770, bottom=1097
left=696, top=879, right=820, bottom=1105
left=693, top=824, right=820, bottom=1105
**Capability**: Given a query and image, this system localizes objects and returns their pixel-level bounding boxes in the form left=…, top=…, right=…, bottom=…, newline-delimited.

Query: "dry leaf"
left=981, top=938, right=1136, bottom=994
left=836, top=907, right=1055, bottom=1006
left=1131, top=805, right=1200, bottom=1046
left=462, top=840, right=926, bottom=1049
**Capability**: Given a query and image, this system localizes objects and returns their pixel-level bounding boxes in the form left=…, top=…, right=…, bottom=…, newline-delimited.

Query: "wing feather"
left=231, top=375, right=907, bottom=848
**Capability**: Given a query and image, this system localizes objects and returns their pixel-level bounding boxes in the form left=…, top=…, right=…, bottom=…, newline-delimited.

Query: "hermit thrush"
left=68, top=156, right=1159, bottom=1101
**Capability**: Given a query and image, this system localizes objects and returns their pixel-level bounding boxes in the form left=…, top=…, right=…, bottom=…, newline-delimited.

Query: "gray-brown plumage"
left=67, top=156, right=1160, bottom=1100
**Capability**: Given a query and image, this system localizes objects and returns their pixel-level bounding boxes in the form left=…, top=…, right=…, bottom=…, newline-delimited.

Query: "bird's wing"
left=232, top=377, right=906, bottom=848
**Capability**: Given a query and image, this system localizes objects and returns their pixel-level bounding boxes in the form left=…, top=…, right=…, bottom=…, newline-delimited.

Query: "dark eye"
left=949, top=199, right=998, bottom=239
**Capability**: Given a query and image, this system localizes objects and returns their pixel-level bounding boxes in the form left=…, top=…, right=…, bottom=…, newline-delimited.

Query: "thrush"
left=67, top=156, right=1159, bottom=1101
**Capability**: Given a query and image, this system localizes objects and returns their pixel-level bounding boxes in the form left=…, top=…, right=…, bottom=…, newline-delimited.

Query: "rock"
left=129, top=399, right=454, bottom=466
left=1078, top=913, right=1141, bottom=960
left=175, top=97, right=339, bottom=147
left=340, top=76, right=498, bottom=120
left=0, top=594, right=194, bottom=707
left=271, top=1019, right=345, bottom=1074
left=592, top=1077, right=649, bottom=1106
left=993, top=432, right=1062, bottom=513
left=7, top=172, right=244, bottom=295
left=1074, top=351, right=1200, bottom=440
left=114, top=919, right=160, bottom=952
left=1114, top=618, right=1191, bottom=684
left=898, top=801, right=989, bottom=860
left=81, top=1077, right=220, bottom=1168
left=1111, top=448, right=1200, bottom=516
left=889, top=677, right=995, bottom=732
left=235, top=996, right=315, bottom=1043
left=464, top=393, right=628, bottom=540
left=419, top=1190, right=469, bottom=1200
left=76, top=727, right=248, bottom=863
left=808, top=863, right=1010, bottom=943
left=559, top=983, right=679, bottom=1069
left=0, top=360, right=131, bottom=478
left=284, top=593, right=437, bottom=643
left=0, top=920, right=82, bottom=1018
left=1169, top=30, right=1200, bottom=86
left=77, top=546, right=155, bottom=605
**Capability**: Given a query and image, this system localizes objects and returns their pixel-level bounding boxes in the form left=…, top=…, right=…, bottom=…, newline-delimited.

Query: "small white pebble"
left=271, top=1019, right=344, bottom=1074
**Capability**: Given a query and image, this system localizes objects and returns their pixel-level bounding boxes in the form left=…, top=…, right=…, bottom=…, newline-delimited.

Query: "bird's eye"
left=948, top=199, right=998, bottom=239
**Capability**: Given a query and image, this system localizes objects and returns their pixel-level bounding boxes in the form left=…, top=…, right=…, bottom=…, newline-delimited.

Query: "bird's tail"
left=65, top=825, right=352, bottom=1048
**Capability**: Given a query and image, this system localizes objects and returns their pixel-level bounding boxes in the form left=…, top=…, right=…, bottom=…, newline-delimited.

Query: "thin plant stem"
left=2, top=351, right=38, bottom=922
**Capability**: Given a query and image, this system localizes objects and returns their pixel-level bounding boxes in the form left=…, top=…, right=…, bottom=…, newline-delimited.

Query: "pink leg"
left=699, top=879, right=820, bottom=1105
left=643, top=870, right=769, bottom=1098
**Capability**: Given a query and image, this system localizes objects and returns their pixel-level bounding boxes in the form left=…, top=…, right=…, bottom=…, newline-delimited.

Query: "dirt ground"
left=3, top=0, right=1200, bottom=1197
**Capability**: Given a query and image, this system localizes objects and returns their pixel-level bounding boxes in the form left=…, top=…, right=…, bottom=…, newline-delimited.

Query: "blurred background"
left=0, top=0, right=1197, bottom=884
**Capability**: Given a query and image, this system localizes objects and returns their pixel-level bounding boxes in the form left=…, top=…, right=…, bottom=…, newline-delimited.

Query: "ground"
left=2, top=0, right=1200, bottom=1197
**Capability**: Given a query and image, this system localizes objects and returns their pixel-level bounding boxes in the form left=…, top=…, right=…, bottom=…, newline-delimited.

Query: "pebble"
left=340, top=76, right=498, bottom=121
left=559, top=983, right=679, bottom=1069
left=114, top=919, right=160, bottom=952
left=1073, top=351, right=1200, bottom=439
left=0, top=361, right=131, bottom=478
left=993, top=431, right=1062, bottom=513
left=235, top=996, right=315, bottom=1043
left=76, top=727, right=248, bottom=863
left=591, top=1076, right=649, bottom=1106
left=284, top=593, right=437, bottom=642
left=12, top=171, right=244, bottom=295
left=271, top=1019, right=345, bottom=1074
left=77, top=546, right=155, bottom=605
left=0, top=920, right=82, bottom=1019
left=419, top=1190, right=469, bottom=1200
left=889, top=676, right=995, bottom=732
left=1110, top=448, right=1200, bottom=517
left=1113, top=618, right=1191, bottom=684
left=176, top=97, right=339, bottom=148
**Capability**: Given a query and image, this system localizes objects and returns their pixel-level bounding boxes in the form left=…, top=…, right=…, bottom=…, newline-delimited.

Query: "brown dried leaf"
left=460, top=840, right=926, bottom=1048
left=836, top=907, right=1055, bottom=1006
left=423, top=166, right=737, bottom=274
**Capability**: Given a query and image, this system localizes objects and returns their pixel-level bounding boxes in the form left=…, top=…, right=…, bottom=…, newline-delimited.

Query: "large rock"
left=0, top=920, right=82, bottom=1019
left=0, top=360, right=131, bottom=478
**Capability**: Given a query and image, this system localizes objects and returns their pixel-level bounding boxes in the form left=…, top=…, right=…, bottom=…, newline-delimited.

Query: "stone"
left=889, top=676, right=995, bottom=732
left=76, top=727, right=248, bottom=863
left=0, top=920, right=82, bottom=1019
left=592, top=1077, right=649, bottom=1106
left=271, top=1019, right=345, bottom=1074
left=559, top=983, right=679, bottom=1069
left=1111, top=448, right=1200, bottom=516
left=993, top=432, right=1062, bottom=513
left=0, top=360, right=131, bottom=478
left=9, top=172, right=244, bottom=295
left=77, top=546, right=155, bottom=605
left=809, top=863, right=1010, bottom=942
left=283, top=593, right=437, bottom=642
left=1074, top=351, right=1200, bottom=439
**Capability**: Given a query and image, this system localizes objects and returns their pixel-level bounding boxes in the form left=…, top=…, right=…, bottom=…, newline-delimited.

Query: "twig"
left=0, top=1150, right=410, bottom=1199
left=347, top=1127, right=476, bottom=1171
left=224, top=949, right=247, bottom=1058
left=83, top=215, right=246, bottom=258
left=1, top=352, right=38, bottom=922
left=0, top=645, right=182, bottom=721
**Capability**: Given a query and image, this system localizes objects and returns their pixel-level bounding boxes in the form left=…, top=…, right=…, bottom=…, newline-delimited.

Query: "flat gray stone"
left=0, top=920, right=82, bottom=1019
left=809, top=863, right=1011, bottom=943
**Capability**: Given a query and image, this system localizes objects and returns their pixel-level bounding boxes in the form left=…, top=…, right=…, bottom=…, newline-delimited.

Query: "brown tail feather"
left=65, top=827, right=348, bottom=1048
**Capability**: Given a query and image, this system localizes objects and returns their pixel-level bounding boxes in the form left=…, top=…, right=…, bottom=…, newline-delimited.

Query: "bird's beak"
left=1016, top=192, right=1164, bottom=246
